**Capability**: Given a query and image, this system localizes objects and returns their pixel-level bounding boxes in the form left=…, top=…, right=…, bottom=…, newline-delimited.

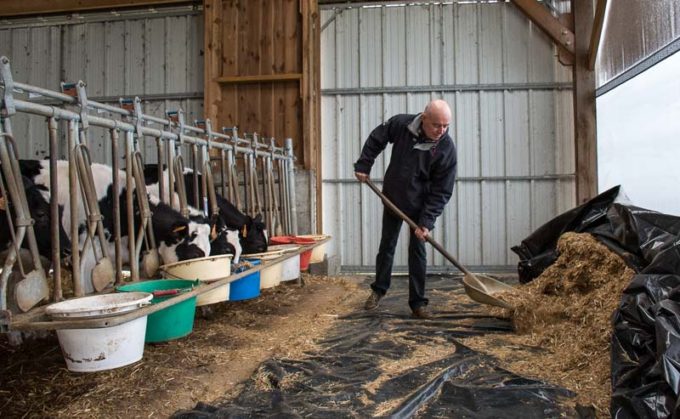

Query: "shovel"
left=364, top=179, right=516, bottom=309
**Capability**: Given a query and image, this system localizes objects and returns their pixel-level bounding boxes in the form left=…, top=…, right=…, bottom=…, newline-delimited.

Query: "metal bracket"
left=0, top=56, right=16, bottom=117
left=75, top=81, right=90, bottom=132
left=132, top=97, right=145, bottom=146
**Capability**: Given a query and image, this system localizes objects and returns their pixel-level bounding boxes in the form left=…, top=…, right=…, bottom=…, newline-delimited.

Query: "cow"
left=13, top=159, right=213, bottom=292
left=143, top=164, right=268, bottom=257
left=0, top=174, right=71, bottom=262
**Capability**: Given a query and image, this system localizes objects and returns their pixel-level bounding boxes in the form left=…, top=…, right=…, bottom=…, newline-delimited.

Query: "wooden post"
left=301, top=0, right=322, bottom=232
left=204, top=0, right=222, bottom=125
left=572, top=0, right=598, bottom=203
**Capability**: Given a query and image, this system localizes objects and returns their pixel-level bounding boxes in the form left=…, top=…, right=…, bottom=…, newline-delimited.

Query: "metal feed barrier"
left=0, top=55, right=299, bottom=331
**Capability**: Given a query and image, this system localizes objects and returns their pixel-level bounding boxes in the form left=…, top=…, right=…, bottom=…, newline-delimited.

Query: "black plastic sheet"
left=611, top=274, right=680, bottom=418
left=173, top=278, right=587, bottom=418
left=511, top=186, right=680, bottom=283
left=509, top=186, right=680, bottom=417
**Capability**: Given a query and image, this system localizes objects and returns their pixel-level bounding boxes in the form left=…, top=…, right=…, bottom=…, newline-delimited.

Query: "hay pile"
left=465, top=232, right=635, bottom=416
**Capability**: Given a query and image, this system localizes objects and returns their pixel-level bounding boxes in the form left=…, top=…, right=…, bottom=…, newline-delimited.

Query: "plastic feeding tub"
left=268, top=244, right=301, bottom=282
left=229, top=259, right=261, bottom=301
left=117, top=279, right=197, bottom=343
left=269, top=236, right=316, bottom=270
left=160, top=254, right=233, bottom=306
left=296, top=234, right=331, bottom=264
left=45, top=292, right=153, bottom=372
left=243, top=249, right=285, bottom=289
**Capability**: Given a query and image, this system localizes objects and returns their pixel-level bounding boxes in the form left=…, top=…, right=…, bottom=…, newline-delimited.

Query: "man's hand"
left=355, top=172, right=369, bottom=182
left=415, top=226, right=429, bottom=241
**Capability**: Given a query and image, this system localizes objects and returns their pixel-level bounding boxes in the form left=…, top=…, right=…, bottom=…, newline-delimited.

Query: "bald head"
left=421, top=100, right=452, bottom=141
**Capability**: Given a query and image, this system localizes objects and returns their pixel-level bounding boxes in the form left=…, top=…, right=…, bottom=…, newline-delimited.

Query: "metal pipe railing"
left=0, top=55, right=299, bottom=319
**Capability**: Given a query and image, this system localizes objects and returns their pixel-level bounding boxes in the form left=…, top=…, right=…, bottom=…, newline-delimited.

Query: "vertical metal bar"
left=156, top=137, right=165, bottom=203
left=125, top=131, right=139, bottom=282
left=166, top=139, right=175, bottom=207
left=277, top=159, right=288, bottom=234
left=68, top=120, right=83, bottom=296
left=110, top=129, right=122, bottom=285
left=48, top=118, right=62, bottom=300
left=191, top=144, right=200, bottom=210
left=219, top=148, right=228, bottom=198
left=285, top=138, right=298, bottom=235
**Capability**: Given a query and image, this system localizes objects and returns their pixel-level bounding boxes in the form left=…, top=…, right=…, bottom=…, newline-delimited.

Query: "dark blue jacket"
left=354, top=113, right=457, bottom=230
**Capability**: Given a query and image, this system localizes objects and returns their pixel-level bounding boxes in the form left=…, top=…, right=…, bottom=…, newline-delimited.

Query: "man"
left=354, top=99, right=457, bottom=319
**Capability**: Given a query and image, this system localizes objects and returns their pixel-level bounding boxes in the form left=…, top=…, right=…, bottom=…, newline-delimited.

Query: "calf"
left=144, top=164, right=267, bottom=256
left=17, top=160, right=211, bottom=291
left=0, top=174, right=71, bottom=262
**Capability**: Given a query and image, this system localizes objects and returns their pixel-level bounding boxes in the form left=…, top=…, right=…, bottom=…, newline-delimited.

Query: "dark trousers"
left=370, top=207, right=428, bottom=310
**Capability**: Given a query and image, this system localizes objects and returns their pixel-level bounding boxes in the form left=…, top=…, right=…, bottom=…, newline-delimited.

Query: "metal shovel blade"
left=14, top=270, right=49, bottom=312
left=91, top=257, right=114, bottom=292
left=142, top=249, right=160, bottom=279
left=462, top=273, right=515, bottom=309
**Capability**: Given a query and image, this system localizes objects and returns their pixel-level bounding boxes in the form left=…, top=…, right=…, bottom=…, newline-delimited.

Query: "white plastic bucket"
left=297, top=234, right=330, bottom=263
left=45, top=292, right=152, bottom=372
left=269, top=244, right=301, bottom=282
left=244, top=250, right=284, bottom=289
left=160, top=254, right=233, bottom=306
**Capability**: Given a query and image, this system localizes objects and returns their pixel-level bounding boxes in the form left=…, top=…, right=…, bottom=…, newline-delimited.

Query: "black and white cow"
left=0, top=174, right=71, bottom=262
left=143, top=164, right=268, bottom=257
left=15, top=160, right=212, bottom=290
left=142, top=165, right=243, bottom=263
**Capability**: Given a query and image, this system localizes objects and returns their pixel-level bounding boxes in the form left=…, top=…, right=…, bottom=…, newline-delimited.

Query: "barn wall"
left=0, top=5, right=204, bottom=164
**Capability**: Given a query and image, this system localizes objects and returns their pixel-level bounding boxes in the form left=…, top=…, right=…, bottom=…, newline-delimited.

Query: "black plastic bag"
left=611, top=274, right=680, bottom=418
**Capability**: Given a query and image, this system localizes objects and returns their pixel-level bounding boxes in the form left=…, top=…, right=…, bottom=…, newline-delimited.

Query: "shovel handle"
left=364, top=179, right=473, bottom=277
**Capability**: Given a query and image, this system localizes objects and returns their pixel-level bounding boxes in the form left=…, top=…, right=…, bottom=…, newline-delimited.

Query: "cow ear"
left=253, top=214, right=263, bottom=223
left=171, top=222, right=189, bottom=238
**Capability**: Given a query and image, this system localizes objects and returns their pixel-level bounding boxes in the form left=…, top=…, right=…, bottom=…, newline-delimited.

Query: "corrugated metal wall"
left=320, top=1, right=575, bottom=272
left=0, top=6, right=203, bottom=164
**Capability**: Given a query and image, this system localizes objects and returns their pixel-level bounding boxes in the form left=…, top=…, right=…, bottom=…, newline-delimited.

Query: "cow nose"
left=186, top=246, right=205, bottom=260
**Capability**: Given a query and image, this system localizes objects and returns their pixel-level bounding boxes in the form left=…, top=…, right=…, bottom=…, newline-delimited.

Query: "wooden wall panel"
left=206, top=0, right=313, bottom=167
left=205, top=0, right=320, bottom=228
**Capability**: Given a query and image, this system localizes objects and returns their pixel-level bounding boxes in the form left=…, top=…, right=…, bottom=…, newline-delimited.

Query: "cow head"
left=148, top=196, right=210, bottom=264
left=240, top=213, right=268, bottom=254
left=208, top=215, right=242, bottom=263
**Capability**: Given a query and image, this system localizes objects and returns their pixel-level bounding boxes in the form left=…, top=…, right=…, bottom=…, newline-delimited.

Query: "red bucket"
left=270, top=236, right=315, bottom=271
left=270, top=236, right=295, bottom=245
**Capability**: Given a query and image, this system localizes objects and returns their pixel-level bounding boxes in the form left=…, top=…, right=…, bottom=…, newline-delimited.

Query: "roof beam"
left=587, top=0, right=608, bottom=70
left=0, top=0, right=192, bottom=18
left=510, top=0, right=575, bottom=57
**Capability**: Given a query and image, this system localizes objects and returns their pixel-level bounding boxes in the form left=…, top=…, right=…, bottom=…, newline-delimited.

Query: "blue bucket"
left=230, top=259, right=261, bottom=301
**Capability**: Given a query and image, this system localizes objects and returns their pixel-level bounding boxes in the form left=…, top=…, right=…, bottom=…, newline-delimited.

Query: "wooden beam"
left=572, top=0, right=598, bottom=203
left=204, top=0, right=222, bottom=127
left=215, top=73, right=303, bottom=84
left=0, top=0, right=191, bottom=17
left=510, top=0, right=575, bottom=56
left=300, top=0, right=322, bottom=233
left=587, top=0, right=608, bottom=71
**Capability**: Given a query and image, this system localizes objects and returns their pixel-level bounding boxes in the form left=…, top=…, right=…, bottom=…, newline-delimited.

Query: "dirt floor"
left=1, top=247, right=624, bottom=418
left=0, top=274, right=366, bottom=418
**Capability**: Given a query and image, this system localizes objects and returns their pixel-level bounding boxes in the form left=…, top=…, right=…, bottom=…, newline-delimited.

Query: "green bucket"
left=117, top=279, right=197, bottom=343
